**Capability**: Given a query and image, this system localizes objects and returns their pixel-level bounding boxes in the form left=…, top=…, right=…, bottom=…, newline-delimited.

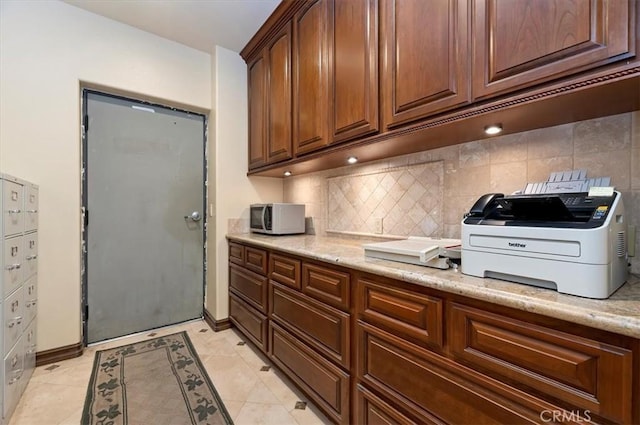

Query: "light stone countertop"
left=227, top=233, right=640, bottom=339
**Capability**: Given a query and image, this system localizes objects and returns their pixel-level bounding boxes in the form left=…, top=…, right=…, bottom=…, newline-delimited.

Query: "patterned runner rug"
left=82, top=331, right=233, bottom=425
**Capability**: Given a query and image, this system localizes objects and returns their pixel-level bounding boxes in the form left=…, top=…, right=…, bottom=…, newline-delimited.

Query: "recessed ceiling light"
left=284, top=171, right=292, bottom=177
left=347, top=156, right=358, bottom=164
left=484, top=124, right=503, bottom=136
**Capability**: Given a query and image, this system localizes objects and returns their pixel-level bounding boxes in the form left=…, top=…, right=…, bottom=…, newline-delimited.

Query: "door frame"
left=80, top=88, right=208, bottom=345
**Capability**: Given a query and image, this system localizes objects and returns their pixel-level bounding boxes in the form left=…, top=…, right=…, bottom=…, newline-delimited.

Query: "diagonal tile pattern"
left=8, top=320, right=331, bottom=425
left=327, top=161, right=444, bottom=236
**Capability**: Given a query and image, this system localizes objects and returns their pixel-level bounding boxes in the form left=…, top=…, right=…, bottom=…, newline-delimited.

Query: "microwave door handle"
left=262, top=207, right=267, bottom=231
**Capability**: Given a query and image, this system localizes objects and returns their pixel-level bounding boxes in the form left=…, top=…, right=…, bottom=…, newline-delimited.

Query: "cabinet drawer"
left=4, top=286, right=24, bottom=355
left=357, top=321, right=566, bottom=425
left=302, top=263, right=350, bottom=311
left=24, top=274, right=37, bottom=326
left=355, top=384, right=432, bottom=425
left=23, top=319, right=37, bottom=388
left=4, top=336, right=24, bottom=419
left=449, top=302, right=634, bottom=424
left=358, top=278, right=443, bottom=350
left=228, top=242, right=245, bottom=266
left=24, top=184, right=38, bottom=233
left=270, top=282, right=350, bottom=369
left=23, top=232, right=37, bottom=279
left=229, top=294, right=268, bottom=353
left=229, top=263, right=268, bottom=313
left=2, top=179, right=24, bottom=237
left=269, top=253, right=301, bottom=289
left=245, top=246, right=268, bottom=274
left=3, top=236, right=23, bottom=297
left=269, top=322, right=349, bottom=425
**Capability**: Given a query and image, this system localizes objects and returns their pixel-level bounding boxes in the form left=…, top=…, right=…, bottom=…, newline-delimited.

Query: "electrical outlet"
left=374, top=218, right=383, bottom=234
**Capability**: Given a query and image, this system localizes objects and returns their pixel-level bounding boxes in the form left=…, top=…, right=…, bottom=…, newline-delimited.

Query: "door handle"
left=184, top=211, right=202, bottom=222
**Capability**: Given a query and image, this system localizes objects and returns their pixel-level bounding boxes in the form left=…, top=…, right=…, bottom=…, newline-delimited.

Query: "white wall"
left=210, top=46, right=282, bottom=319
left=0, top=0, right=212, bottom=351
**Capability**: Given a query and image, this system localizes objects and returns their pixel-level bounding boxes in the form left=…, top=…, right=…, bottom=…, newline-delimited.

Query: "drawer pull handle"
left=8, top=316, right=22, bottom=328
left=27, top=300, right=37, bottom=307
left=26, top=255, right=37, bottom=260
left=5, top=264, right=21, bottom=271
left=26, top=209, right=38, bottom=213
left=7, top=209, right=21, bottom=214
left=8, top=370, right=24, bottom=384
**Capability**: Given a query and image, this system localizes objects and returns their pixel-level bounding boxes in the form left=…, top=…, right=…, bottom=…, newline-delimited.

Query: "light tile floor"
left=8, top=320, right=332, bottom=425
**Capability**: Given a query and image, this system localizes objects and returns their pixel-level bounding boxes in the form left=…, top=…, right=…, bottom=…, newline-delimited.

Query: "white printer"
left=461, top=171, right=628, bottom=299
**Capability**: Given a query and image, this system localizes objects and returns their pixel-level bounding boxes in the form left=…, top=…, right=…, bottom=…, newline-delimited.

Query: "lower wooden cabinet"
left=269, top=282, right=350, bottom=369
left=354, top=384, right=428, bottom=425
left=449, top=302, right=634, bottom=424
left=228, top=243, right=270, bottom=354
left=228, top=240, right=640, bottom=425
left=269, top=322, right=350, bottom=424
left=357, top=277, right=443, bottom=350
left=229, top=294, right=268, bottom=353
left=357, top=321, right=564, bottom=425
left=229, top=263, right=268, bottom=314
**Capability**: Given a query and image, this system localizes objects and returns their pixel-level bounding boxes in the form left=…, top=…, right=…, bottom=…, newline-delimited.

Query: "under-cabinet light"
left=484, top=124, right=503, bottom=135
left=284, top=171, right=292, bottom=177
left=347, top=156, right=358, bottom=164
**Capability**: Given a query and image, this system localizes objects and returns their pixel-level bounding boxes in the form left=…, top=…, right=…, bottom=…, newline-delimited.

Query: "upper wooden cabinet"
left=266, top=24, right=293, bottom=164
left=293, top=0, right=331, bottom=155
left=381, top=0, right=470, bottom=128
left=248, top=55, right=267, bottom=169
left=292, top=0, right=380, bottom=156
left=242, top=0, right=639, bottom=176
left=248, top=24, right=293, bottom=170
left=473, top=0, right=637, bottom=100
left=330, top=0, right=379, bottom=143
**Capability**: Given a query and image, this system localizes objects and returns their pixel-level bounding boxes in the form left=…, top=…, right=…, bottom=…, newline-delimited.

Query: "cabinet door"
left=381, top=0, right=470, bottom=129
left=330, top=0, right=379, bottom=143
left=473, top=0, right=636, bottom=100
left=266, top=23, right=293, bottom=163
left=293, top=0, right=330, bottom=155
left=248, top=55, right=267, bottom=169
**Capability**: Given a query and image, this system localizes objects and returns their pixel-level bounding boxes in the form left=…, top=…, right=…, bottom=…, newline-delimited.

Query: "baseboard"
left=36, top=341, right=84, bottom=367
left=204, top=309, right=232, bottom=332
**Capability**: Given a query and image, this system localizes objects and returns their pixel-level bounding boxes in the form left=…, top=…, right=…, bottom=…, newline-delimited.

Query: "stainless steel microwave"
left=250, top=203, right=305, bottom=235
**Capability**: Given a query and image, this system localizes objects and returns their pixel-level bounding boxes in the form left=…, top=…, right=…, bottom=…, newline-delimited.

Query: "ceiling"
left=62, top=0, right=280, bottom=53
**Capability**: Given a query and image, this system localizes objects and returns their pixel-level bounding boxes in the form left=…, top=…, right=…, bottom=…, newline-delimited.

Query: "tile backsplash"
left=327, top=161, right=443, bottom=236
left=284, top=111, right=640, bottom=274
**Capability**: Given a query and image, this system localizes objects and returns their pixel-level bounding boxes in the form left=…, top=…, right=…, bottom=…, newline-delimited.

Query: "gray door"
left=84, top=91, right=205, bottom=344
